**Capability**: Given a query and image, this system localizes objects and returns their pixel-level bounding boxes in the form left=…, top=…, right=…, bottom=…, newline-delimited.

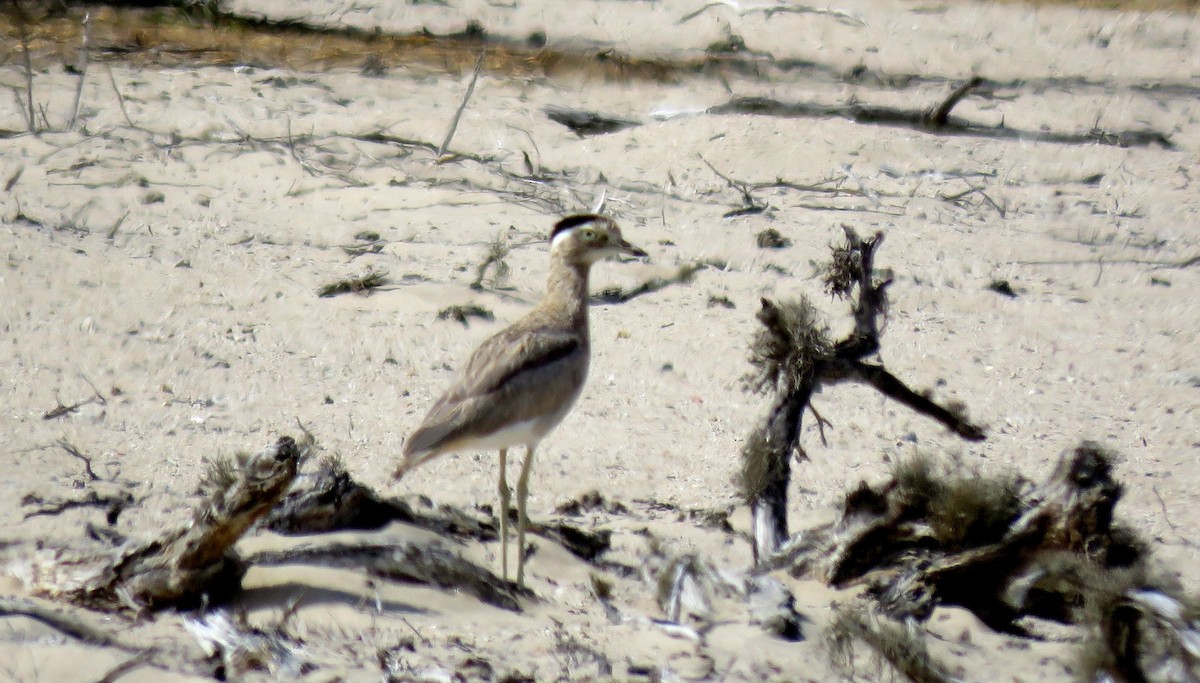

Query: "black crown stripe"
left=550, top=214, right=603, bottom=240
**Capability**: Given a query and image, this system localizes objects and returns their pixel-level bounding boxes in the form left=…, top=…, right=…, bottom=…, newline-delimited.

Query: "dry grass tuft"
left=744, top=297, right=832, bottom=396
left=890, top=453, right=1026, bottom=550
left=825, top=606, right=955, bottom=683
left=438, top=304, right=495, bottom=326
left=471, top=234, right=512, bottom=291
left=317, top=269, right=388, bottom=298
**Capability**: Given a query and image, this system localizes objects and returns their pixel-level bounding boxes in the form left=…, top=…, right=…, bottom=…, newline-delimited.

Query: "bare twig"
left=43, top=380, right=106, bottom=419
left=55, top=438, right=100, bottom=481
left=700, top=155, right=765, bottom=216
left=105, top=66, right=136, bottom=128
left=67, top=12, right=92, bottom=131
left=438, top=50, right=485, bottom=161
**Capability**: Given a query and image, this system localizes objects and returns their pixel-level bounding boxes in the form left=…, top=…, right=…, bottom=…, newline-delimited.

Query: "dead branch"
left=248, top=540, right=530, bottom=611
left=1082, top=582, right=1200, bottom=683
left=262, top=455, right=611, bottom=561
left=761, top=443, right=1154, bottom=635
left=470, top=234, right=512, bottom=290
left=849, top=362, right=984, bottom=440
left=739, top=227, right=985, bottom=564
left=14, top=437, right=300, bottom=611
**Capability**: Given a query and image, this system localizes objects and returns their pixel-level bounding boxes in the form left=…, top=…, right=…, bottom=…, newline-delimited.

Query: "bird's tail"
left=392, top=446, right=436, bottom=480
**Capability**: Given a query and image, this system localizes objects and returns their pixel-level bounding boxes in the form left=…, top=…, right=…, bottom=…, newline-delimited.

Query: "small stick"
left=437, top=51, right=485, bottom=161
left=42, top=395, right=101, bottom=420
left=926, top=76, right=984, bottom=128
left=591, top=188, right=607, bottom=214
left=67, top=12, right=91, bottom=132
left=55, top=438, right=100, bottom=481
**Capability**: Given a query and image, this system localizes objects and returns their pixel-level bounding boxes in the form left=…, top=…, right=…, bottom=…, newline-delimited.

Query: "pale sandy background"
left=1, top=0, right=1198, bottom=680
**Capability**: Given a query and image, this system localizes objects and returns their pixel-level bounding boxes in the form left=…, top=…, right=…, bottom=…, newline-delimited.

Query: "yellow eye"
left=580, top=228, right=598, bottom=242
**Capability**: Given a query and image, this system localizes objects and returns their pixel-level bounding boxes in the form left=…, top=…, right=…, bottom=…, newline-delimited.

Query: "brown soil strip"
left=0, top=4, right=695, bottom=81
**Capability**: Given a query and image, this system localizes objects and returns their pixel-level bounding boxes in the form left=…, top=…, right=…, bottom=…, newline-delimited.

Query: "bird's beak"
left=615, top=238, right=648, bottom=259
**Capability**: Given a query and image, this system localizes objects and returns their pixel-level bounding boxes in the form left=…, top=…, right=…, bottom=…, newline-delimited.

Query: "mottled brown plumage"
left=396, top=214, right=646, bottom=586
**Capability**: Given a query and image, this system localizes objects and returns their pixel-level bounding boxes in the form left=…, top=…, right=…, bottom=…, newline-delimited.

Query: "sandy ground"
left=1, top=0, right=1198, bottom=680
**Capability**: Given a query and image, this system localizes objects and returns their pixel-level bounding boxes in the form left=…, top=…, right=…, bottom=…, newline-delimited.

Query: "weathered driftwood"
left=249, top=541, right=530, bottom=611
left=13, top=436, right=301, bottom=611
left=263, top=455, right=612, bottom=562
left=763, top=444, right=1139, bottom=629
left=740, top=227, right=985, bottom=566
left=796, top=443, right=1200, bottom=683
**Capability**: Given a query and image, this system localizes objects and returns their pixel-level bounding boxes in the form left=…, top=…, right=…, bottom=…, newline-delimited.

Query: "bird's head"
left=549, top=214, right=648, bottom=267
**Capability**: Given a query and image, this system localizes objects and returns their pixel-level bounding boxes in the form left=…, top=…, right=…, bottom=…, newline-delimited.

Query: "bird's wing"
left=438, top=327, right=581, bottom=406
left=401, top=327, right=583, bottom=460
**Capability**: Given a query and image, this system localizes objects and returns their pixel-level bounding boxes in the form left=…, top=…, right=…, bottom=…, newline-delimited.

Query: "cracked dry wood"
left=12, top=436, right=301, bottom=611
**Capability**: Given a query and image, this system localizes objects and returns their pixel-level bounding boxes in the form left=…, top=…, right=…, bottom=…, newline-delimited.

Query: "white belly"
left=459, top=385, right=581, bottom=452
left=464, top=417, right=548, bottom=451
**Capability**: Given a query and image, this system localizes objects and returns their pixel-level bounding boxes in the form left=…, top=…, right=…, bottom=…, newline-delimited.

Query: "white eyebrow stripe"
left=551, top=229, right=572, bottom=250
left=551, top=221, right=594, bottom=249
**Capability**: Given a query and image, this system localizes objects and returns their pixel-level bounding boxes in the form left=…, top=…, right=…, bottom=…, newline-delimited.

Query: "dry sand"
left=1, top=0, right=1198, bottom=680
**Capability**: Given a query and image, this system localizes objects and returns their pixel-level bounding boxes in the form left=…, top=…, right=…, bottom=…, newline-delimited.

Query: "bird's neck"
left=540, top=257, right=591, bottom=330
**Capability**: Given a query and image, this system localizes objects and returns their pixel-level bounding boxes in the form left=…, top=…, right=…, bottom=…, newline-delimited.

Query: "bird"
left=395, top=214, right=647, bottom=587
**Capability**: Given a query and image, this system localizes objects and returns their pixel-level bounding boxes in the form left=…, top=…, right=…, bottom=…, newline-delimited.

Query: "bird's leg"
left=515, top=444, right=536, bottom=587
left=498, top=447, right=510, bottom=581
